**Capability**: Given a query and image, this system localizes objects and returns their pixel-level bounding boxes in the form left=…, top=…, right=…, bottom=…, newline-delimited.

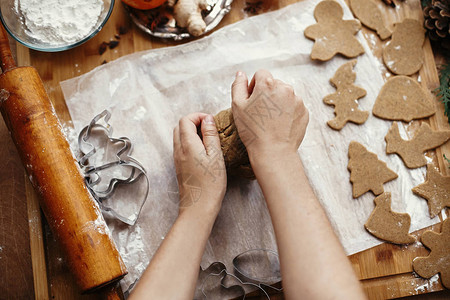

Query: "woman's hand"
left=230, top=71, right=366, bottom=300
left=231, top=70, right=309, bottom=161
left=129, top=113, right=226, bottom=300
left=173, top=113, right=226, bottom=217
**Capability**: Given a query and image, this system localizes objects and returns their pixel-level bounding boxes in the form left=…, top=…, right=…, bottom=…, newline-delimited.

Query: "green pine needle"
left=421, top=0, right=431, bottom=7
left=445, top=154, right=450, bottom=168
left=436, top=59, right=450, bottom=125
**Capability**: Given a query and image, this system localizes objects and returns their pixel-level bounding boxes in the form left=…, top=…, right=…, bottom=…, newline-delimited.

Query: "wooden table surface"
left=0, top=0, right=449, bottom=299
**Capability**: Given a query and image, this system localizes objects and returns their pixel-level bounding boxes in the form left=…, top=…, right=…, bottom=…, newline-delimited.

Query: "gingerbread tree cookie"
left=323, top=60, right=369, bottom=130
left=365, top=192, right=415, bottom=244
left=383, top=19, right=425, bottom=75
left=373, top=76, right=436, bottom=122
left=413, top=218, right=450, bottom=289
left=304, top=0, right=365, bottom=61
left=348, top=141, right=398, bottom=198
left=412, top=164, right=450, bottom=218
left=385, top=122, right=450, bottom=168
left=349, top=0, right=391, bottom=40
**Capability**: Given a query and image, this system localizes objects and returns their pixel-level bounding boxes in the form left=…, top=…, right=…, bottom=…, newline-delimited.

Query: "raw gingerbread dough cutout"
left=348, top=141, right=398, bottom=198
left=383, top=19, right=425, bottom=75
left=364, top=192, right=415, bottom=244
left=304, top=0, right=365, bottom=61
left=372, top=76, right=436, bottom=122
left=413, top=218, right=450, bottom=289
left=214, top=108, right=255, bottom=179
left=412, top=164, right=450, bottom=218
left=385, top=122, right=450, bottom=168
left=349, top=0, right=391, bottom=40
left=323, top=60, right=368, bottom=130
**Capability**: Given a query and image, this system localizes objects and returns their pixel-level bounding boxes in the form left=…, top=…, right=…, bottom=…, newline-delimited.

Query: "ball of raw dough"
left=214, top=108, right=255, bottom=179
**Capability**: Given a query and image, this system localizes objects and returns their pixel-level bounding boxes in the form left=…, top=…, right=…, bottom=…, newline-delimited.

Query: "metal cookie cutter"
left=200, top=249, right=283, bottom=299
left=78, top=110, right=149, bottom=226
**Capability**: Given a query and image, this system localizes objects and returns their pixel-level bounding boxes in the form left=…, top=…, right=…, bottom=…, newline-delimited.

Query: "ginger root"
left=168, top=0, right=208, bottom=36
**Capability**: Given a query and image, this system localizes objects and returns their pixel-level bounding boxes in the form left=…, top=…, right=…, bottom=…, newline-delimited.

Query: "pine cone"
left=423, top=0, right=450, bottom=49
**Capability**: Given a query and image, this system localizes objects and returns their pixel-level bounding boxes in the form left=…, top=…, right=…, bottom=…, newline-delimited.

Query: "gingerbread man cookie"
left=412, top=164, right=450, bottom=218
left=349, top=0, right=391, bottom=40
left=323, top=60, right=368, bottom=130
left=365, top=192, right=415, bottom=245
left=304, top=0, right=365, bottom=61
left=383, top=19, right=425, bottom=75
left=385, top=122, right=450, bottom=168
left=373, top=76, right=436, bottom=122
left=413, top=219, right=450, bottom=289
left=348, top=141, right=398, bottom=198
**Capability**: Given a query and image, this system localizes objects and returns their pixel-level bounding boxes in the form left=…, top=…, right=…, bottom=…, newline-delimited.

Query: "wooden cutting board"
left=10, top=0, right=450, bottom=299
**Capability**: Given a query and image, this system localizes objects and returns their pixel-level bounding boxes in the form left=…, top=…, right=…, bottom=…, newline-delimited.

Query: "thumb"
left=201, top=115, right=221, bottom=156
left=231, top=71, right=249, bottom=104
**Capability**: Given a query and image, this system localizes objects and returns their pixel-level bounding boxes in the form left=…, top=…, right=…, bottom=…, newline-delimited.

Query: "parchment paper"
left=61, top=0, right=440, bottom=293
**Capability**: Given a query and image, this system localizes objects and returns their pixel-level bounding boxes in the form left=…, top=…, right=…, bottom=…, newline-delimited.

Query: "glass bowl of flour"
left=0, top=0, right=114, bottom=52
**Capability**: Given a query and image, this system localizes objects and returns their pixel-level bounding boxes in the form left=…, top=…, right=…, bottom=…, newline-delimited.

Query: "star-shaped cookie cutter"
left=77, top=110, right=149, bottom=226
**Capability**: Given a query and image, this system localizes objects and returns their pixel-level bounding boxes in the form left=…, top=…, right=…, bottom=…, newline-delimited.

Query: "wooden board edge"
left=25, top=177, right=50, bottom=300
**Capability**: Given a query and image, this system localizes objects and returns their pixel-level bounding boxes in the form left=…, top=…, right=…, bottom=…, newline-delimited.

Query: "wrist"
left=178, top=193, right=222, bottom=221
left=177, top=205, right=219, bottom=231
left=248, top=146, right=300, bottom=171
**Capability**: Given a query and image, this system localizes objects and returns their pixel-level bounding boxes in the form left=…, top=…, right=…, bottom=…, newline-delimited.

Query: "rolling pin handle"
left=0, top=23, right=17, bottom=72
left=99, top=283, right=125, bottom=300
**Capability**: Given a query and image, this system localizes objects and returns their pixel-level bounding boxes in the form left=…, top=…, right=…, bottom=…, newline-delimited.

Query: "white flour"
left=15, top=0, right=103, bottom=45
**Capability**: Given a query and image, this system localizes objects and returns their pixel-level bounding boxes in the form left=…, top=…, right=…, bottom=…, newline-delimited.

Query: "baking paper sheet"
left=60, top=0, right=439, bottom=293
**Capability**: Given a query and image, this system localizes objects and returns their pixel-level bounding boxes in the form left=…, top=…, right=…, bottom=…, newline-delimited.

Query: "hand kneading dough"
left=214, top=108, right=255, bottom=179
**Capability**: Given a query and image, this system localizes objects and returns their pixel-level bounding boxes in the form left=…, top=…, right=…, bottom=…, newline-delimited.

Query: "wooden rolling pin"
left=0, top=26, right=127, bottom=293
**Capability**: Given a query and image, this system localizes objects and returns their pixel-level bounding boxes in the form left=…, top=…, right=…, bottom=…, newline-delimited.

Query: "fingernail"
left=236, top=71, right=243, bottom=78
left=204, top=114, right=215, bottom=124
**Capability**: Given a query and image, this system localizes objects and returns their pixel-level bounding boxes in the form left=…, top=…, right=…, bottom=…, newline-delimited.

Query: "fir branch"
left=436, top=59, right=450, bottom=125
left=421, top=0, right=431, bottom=8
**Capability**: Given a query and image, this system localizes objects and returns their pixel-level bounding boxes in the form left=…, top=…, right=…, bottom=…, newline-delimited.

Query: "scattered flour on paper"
left=114, top=224, right=149, bottom=282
